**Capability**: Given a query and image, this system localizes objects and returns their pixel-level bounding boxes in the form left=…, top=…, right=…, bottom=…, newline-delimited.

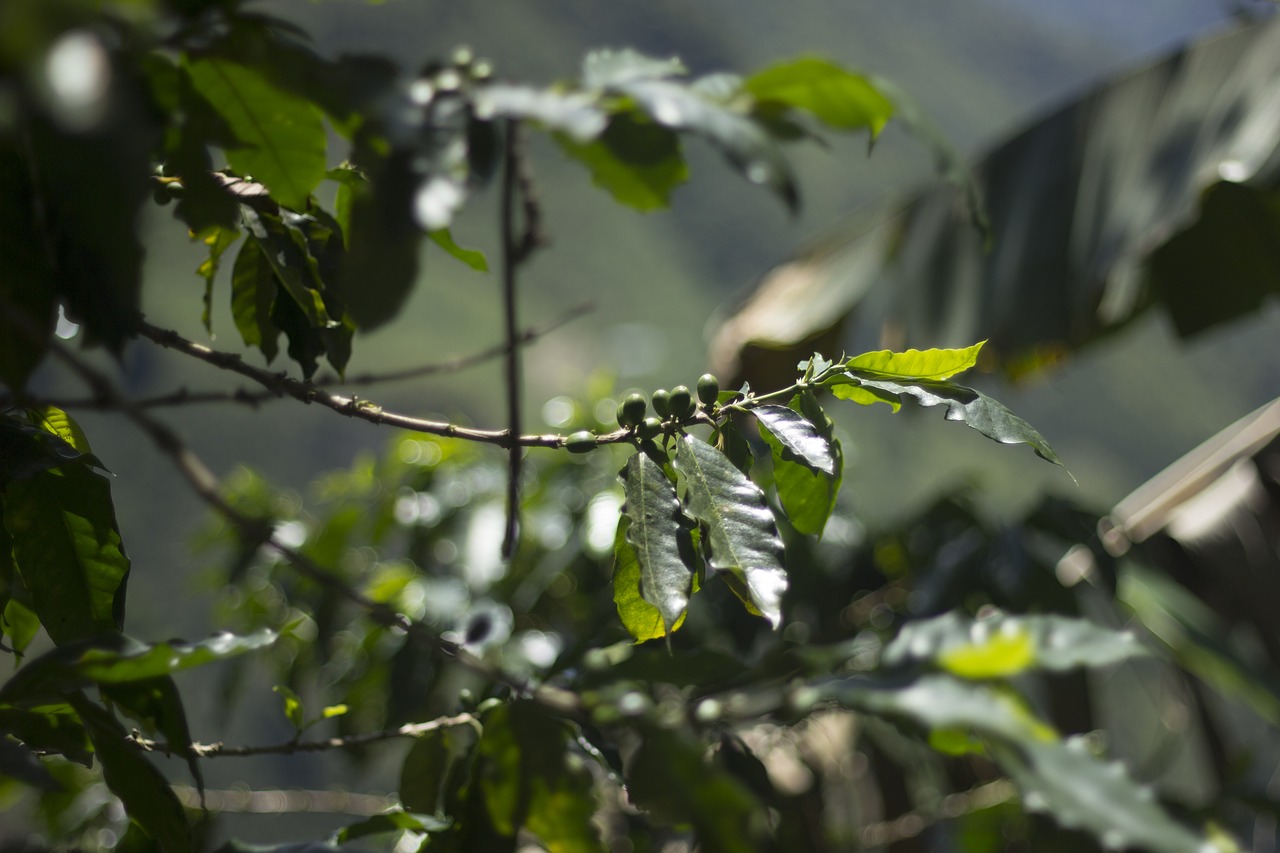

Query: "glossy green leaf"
left=619, top=450, right=696, bottom=634
left=230, top=237, right=281, bottom=362
left=848, top=376, right=1064, bottom=467
left=843, top=341, right=984, bottom=381
left=612, top=519, right=687, bottom=643
left=881, top=611, right=1146, bottom=678
left=25, top=406, right=100, bottom=465
left=761, top=428, right=841, bottom=537
left=0, top=630, right=277, bottom=704
left=400, top=721, right=479, bottom=816
left=429, top=229, right=489, bottom=272
left=744, top=57, right=893, bottom=136
left=753, top=405, right=835, bottom=476
left=628, top=727, right=766, bottom=853
left=674, top=436, right=787, bottom=628
left=479, top=702, right=603, bottom=852
left=70, top=693, right=192, bottom=853
left=2, top=464, right=128, bottom=645
left=185, top=57, right=326, bottom=211
left=556, top=114, right=689, bottom=211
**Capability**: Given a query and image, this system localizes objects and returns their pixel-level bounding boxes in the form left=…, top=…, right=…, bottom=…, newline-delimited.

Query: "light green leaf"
left=273, top=684, right=305, bottom=731
left=556, top=114, right=689, bottom=211
left=70, top=693, right=193, bottom=853
left=674, top=436, right=787, bottom=628
left=882, top=610, right=1145, bottom=678
left=619, top=450, right=695, bottom=633
left=744, top=57, right=894, bottom=136
left=194, top=225, right=241, bottom=333
left=334, top=811, right=450, bottom=842
left=3, top=464, right=128, bottom=645
left=0, top=412, right=92, bottom=485
left=850, top=376, right=1065, bottom=467
left=612, top=519, right=687, bottom=643
left=829, top=382, right=902, bottom=410
left=761, top=428, right=840, bottom=537
left=844, top=341, right=984, bottom=381
left=184, top=57, right=327, bottom=211
left=429, top=229, right=489, bottom=272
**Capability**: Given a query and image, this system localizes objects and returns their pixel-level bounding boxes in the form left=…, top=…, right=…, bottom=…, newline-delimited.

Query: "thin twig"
left=131, top=713, right=476, bottom=758
left=30, top=303, right=593, bottom=412
left=171, top=785, right=394, bottom=816
left=133, top=320, right=623, bottom=450
left=500, top=119, right=524, bottom=557
left=37, top=336, right=583, bottom=718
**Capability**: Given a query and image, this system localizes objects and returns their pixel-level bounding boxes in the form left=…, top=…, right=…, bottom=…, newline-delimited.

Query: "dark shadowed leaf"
left=230, top=237, right=282, bottom=362
left=0, top=738, right=61, bottom=791
left=674, top=436, right=787, bottom=627
left=400, top=720, right=479, bottom=816
left=0, top=705, right=90, bottom=766
left=2, top=463, right=129, bottom=645
left=0, top=140, right=56, bottom=391
left=70, top=693, right=192, bottom=853
left=0, top=412, right=90, bottom=487
left=185, top=57, right=327, bottom=211
left=744, top=57, right=893, bottom=136
left=619, top=450, right=696, bottom=635
left=335, top=811, right=450, bottom=842
left=103, top=676, right=203, bottom=793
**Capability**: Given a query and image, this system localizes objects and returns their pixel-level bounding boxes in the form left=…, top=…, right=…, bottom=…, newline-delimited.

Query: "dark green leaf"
left=332, top=167, right=421, bottom=331
left=753, top=405, right=835, bottom=476
left=674, top=436, right=787, bottom=627
left=846, top=376, right=1065, bottom=467
left=628, top=727, right=766, bottom=853
left=429, top=229, right=489, bottom=272
left=70, top=693, right=192, bottom=853
left=880, top=610, right=1147, bottom=677
left=0, top=139, right=56, bottom=391
left=400, top=720, right=479, bottom=816
left=761, top=428, right=841, bottom=537
left=0, top=412, right=89, bottom=487
left=185, top=57, right=327, bottom=211
left=3, top=464, right=129, bottom=645
left=334, top=810, right=450, bottom=842
left=0, top=737, right=61, bottom=791
left=619, top=450, right=696, bottom=634
left=103, top=676, right=203, bottom=793
left=556, top=113, right=689, bottom=211
left=744, top=57, right=894, bottom=136
left=0, top=705, right=90, bottom=766
left=230, top=237, right=281, bottom=362
left=0, top=630, right=277, bottom=704
left=479, top=702, right=603, bottom=852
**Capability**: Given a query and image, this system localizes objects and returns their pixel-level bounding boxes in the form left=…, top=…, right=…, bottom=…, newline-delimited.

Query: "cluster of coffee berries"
left=615, top=374, right=721, bottom=440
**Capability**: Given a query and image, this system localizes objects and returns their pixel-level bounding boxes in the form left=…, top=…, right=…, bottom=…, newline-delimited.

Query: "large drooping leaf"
left=834, top=376, right=1064, bottom=467
left=618, top=450, right=696, bottom=635
left=0, top=630, right=277, bottom=704
left=230, top=237, right=282, bottom=362
left=709, top=18, right=1280, bottom=380
left=2, top=463, right=129, bottom=645
left=744, top=57, right=893, bottom=136
left=184, top=57, right=327, bottom=211
left=798, top=674, right=1215, bottom=853
left=880, top=610, right=1147, bottom=678
left=674, top=436, right=787, bottom=627
left=478, top=702, right=603, bottom=852
left=70, top=693, right=192, bottom=853
left=612, top=520, right=687, bottom=643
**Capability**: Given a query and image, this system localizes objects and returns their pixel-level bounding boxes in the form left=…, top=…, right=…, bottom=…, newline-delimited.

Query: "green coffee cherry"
left=669, top=385, right=695, bottom=419
left=697, top=374, right=720, bottom=406
left=650, top=389, right=671, bottom=418
left=636, top=417, right=663, bottom=440
left=618, top=393, right=647, bottom=428
left=565, top=430, right=596, bottom=453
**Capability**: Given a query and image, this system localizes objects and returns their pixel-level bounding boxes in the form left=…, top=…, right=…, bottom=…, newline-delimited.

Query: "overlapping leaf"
left=674, top=436, right=787, bottom=627
left=755, top=402, right=841, bottom=536
left=618, top=451, right=695, bottom=635
left=744, top=57, right=894, bottom=136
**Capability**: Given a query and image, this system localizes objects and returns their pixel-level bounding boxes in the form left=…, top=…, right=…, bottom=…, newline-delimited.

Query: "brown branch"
left=133, top=320, right=625, bottom=450
left=40, top=337, right=584, bottom=718
left=171, top=785, right=393, bottom=816
left=500, top=119, right=524, bottom=557
left=132, top=713, right=477, bottom=758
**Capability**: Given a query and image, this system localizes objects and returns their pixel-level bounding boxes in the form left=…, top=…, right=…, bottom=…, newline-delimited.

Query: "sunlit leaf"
left=475, top=84, right=607, bottom=143
left=429, top=229, right=489, bottom=272
left=185, top=57, right=327, bottom=211
left=744, top=57, right=893, bottom=136
left=843, top=341, right=984, bottom=381
left=674, top=436, right=787, bottom=627
left=556, top=114, right=689, bottom=211
left=0, top=412, right=91, bottom=486
left=619, top=450, right=696, bottom=634
left=195, top=225, right=241, bottom=333
left=611, top=519, right=688, bottom=643
left=335, top=810, right=450, bottom=842
left=753, top=405, right=835, bottom=475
